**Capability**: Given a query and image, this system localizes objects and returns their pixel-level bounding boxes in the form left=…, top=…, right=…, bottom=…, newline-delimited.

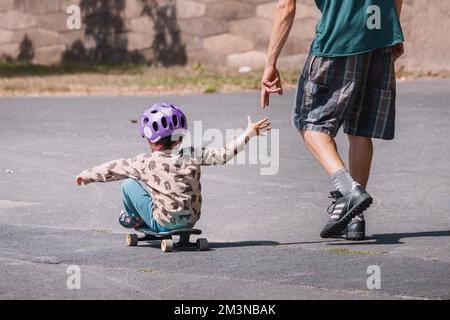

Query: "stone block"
left=0, top=29, right=14, bottom=44
left=206, top=0, right=255, bottom=20
left=295, top=4, right=321, bottom=20
left=60, top=30, right=84, bottom=46
left=25, top=28, right=64, bottom=47
left=37, top=12, right=71, bottom=32
left=203, top=33, right=253, bottom=54
left=14, top=0, right=60, bottom=15
left=0, top=43, right=20, bottom=60
left=229, top=17, right=273, bottom=38
left=179, top=17, right=228, bottom=36
left=289, top=18, right=318, bottom=40
left=0, top=11, right=37, bottom=30
left=176, top=0, right=206, bottom=19
left=129, top=16, right=155, bottom=33
left=0, top=0, right=15, bottom=12
left=256, top=2, right=277, bottom=20
left=60, top=0, right=81, bottom=12
left=84, top=13, right=127, bottom=34
left=407, top=0, right=450, bottom=72
left=239, top=0, right=273, bottom=5
left=181, top=33, right=203, bottom=51
left=33, top=45, right=66, bottom=65
left=123, top=0, right=143, bottom=19
left=227, top=50, right=267, bottom=69
left=126, top=32, right=154, bottom=51
left=278, top=53, right=308, bottom=70
left=283, top=36, right=311, bottom=55
left=253, top=33, right=270, bottom=51
left=137, top=47, right=156, bottom=60
left=195, top=0, right=223, bottom=3
left=187, top=48, right=227, bottom=66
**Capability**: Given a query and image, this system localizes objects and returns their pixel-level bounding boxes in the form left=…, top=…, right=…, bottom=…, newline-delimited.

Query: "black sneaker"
left=320, top=183, right=372, bottom=238
left=343, top=216, right=366, bottom=241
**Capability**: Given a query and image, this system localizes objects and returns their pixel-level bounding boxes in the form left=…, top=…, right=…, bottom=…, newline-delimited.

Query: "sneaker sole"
left=345, top=231, right=366, bottom=241
left=320, top=194, right=372, bottom=238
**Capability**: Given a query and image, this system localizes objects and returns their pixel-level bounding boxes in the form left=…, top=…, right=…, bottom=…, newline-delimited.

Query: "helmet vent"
left=181, top=116, right=186, bottom=128
left=152, top=122, right=159, bottom=132
left=161, top=117, right=168, bottom=128
left=172, top=115, right=178, bottom=127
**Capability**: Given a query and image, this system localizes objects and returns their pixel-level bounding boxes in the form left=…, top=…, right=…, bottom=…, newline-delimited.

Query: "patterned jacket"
left=79, top=129, right=253, bottom=229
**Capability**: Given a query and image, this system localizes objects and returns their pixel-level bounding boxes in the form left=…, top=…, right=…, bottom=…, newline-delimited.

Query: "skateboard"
left=126, top=228, right=208, bottom=253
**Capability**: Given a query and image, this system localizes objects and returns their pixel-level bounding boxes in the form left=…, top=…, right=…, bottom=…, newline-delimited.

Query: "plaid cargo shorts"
left=293, top=47, right=397, bottom=140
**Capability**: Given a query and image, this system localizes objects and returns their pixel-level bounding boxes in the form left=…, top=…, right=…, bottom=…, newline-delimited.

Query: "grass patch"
left=90, top=229, right=111, bottom=233
left=203, top=85, right=217, bottom=93
left=138, top=268, right=159, bottom=273
left=0, top=62, right=301, bottom=96
left=0, top=62, right=146, bottom=78
left=2, top=62, right=444, bottom=97
left=326, top=248, right=387, bottom=256
left=396, top=68, right=450, bottom=79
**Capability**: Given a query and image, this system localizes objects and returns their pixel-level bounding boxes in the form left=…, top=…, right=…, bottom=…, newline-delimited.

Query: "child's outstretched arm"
left=76, top=155, right=145, bottom=186
left=200, top=116, right=271, bottom=166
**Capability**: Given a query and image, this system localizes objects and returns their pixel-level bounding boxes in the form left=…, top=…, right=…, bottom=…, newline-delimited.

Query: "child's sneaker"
left=320, top=183, right=372, bottom=238
left=343, top=215, right=366, bottom=241
left=119, top=210, right=148, bottom=229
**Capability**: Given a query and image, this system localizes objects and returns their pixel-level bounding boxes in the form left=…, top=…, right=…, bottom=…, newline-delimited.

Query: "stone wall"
left=0, top=0, right=449, bottom=72
left=0, top=0, right=187, bottom=66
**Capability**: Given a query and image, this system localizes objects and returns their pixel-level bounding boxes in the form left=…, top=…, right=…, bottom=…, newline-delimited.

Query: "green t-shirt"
left=312, top=0, right=404, bottom=57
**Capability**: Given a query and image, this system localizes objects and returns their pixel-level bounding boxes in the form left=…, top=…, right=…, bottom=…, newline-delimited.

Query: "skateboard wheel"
left=126, top=234, right=139, bottom=247
left=196, top=238, right=208, bottom=251
left=161, top=239, right=174, bottom=253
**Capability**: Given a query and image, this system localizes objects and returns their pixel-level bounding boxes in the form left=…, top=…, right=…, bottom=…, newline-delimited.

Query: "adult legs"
left=300, top=131, right=373, bottom=189
left=347, top=134, right=373, bottom=188
left=301, top=130, right=373, bottom=239
left=301, top=130, right=345, bottom=176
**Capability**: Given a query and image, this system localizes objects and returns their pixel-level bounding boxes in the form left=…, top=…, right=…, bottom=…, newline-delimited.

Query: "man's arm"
left=260, top=0, right=296, bottom=108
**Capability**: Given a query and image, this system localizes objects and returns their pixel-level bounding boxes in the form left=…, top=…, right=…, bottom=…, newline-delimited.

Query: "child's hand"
left=75, top=175, right=85, bottom=186
left=247, top=116, right=272, bottom=136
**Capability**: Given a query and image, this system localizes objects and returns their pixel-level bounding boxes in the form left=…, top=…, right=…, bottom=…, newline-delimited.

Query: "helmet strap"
left=153, top=143, right=165, bottom=152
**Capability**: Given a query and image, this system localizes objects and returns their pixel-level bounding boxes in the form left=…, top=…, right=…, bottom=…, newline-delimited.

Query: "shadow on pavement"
left=138, top=239, right=342, bottom=250
left=208, top=240, right=342, bottom=248
left=326, top=230, right=450, bottom=246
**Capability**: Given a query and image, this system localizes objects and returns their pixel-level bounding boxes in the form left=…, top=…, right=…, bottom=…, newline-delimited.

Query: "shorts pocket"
left=308, top=55, right=318, bottom=76
left=310, top=82, right=330, bottom=110
left=302, top=81, right=333, bottom=121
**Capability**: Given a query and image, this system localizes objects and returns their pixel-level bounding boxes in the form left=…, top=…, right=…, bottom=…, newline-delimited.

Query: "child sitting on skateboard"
left=76, top=103, right=271, bottom=233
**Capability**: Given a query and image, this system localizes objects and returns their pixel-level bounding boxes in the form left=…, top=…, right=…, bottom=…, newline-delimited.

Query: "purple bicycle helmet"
left=139, top=103, right=188, bottom=143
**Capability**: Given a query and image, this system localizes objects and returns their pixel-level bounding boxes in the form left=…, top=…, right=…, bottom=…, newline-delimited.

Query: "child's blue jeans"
left=120, top=179, right=170, bottom=233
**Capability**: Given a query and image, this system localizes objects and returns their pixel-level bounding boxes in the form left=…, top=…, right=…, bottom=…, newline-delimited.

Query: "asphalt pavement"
left=0, top=79, right=449, bottom=300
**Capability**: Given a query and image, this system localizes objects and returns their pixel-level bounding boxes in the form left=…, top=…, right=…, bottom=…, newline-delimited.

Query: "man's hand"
left=393, top=43, right=404, bottom=61
left=247, top=116, right=272, bottom=136
left=260, top=65, right=283, bottom=108
left=76, top=175, right=85, bottom=186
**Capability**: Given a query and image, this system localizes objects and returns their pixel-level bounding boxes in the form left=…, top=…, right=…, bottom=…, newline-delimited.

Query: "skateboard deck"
left=138, top=228, right=202, bottom=239
left=125, top=228, right=208, bottom=252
